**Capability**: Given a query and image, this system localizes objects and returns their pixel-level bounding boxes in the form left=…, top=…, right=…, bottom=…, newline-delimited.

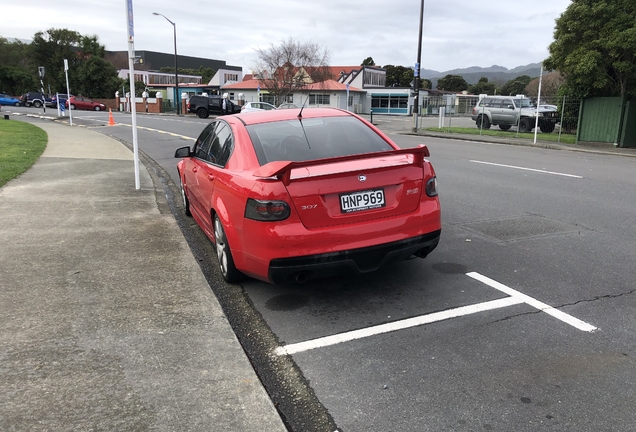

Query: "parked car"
left=187, top=95, right=241, bottom=118
left=20, top=92, right=52, bottom=108
left=65, top=96, right=106, bottom=111
left=0, top=93, right=21, bottom=106
left=471, top=96, right=559, bottom=133
left=174, top=108, right=441, bottom=284
left=50, top=94, right=74, bottom=108
left=277, top=103, right=299, bottom=109
left=240, top=101, right=277, bottom=113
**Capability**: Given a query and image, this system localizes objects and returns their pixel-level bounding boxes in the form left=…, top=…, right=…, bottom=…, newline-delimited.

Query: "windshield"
left=246, top=116, right=393, bottom=165
left=513, top=99, right=532, bottom=108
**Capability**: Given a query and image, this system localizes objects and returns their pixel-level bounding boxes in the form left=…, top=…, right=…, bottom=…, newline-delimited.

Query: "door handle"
left=207, top=174, right=215, bottom=181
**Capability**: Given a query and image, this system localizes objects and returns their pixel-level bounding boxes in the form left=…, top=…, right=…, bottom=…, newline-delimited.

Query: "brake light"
left=425, top=176, right=438, bottom=197
left=245, top=198, right=291, bottom=221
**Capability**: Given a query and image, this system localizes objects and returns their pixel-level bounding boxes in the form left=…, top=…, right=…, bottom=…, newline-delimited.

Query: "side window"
left=490, top=99, right=503, bottom=108
left=208, top=122, right=233, bottom=167
left=194, top=122, right=216, bottom=160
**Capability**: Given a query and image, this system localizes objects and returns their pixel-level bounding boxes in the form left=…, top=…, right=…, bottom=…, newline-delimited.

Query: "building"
left=109, top=50, right=243, bottom=109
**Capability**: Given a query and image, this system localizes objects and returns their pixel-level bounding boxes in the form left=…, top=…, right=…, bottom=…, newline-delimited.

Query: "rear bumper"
left=267, top=229, right=441, bottom=284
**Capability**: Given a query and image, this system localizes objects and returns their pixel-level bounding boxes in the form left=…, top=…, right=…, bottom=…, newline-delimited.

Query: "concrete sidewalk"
left=0, top=120, right=287, bottom=431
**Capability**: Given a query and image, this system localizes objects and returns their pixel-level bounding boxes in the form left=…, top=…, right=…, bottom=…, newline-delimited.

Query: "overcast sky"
left=3, top=0, right=571, bottom=73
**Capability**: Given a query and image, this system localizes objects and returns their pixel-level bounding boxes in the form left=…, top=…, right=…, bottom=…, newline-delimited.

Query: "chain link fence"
left=423, top=94, right=581, bottom=140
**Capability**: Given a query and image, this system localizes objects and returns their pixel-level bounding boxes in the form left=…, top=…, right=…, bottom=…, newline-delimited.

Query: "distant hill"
left=420, top=63, right=542, bottom=88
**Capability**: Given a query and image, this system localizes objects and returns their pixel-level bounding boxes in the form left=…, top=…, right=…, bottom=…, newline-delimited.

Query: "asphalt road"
left=10, top=107, right=636, bottom=431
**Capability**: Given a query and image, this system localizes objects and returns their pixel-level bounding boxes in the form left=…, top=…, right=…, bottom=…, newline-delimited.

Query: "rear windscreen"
left=246, top=116, right=393, bottom=165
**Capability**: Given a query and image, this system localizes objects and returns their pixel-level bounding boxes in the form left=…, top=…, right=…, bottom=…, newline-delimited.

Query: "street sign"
left=414, top=62, right=419, bottom=77
left=38, top=66, right=45, bottom=78
left=127, top=0, right=135, bottom=42
left=60, top=102, right=65, bottom=112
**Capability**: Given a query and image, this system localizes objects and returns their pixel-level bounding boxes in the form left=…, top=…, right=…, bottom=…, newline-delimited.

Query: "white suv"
left=471, top=96, right=559, bottom=133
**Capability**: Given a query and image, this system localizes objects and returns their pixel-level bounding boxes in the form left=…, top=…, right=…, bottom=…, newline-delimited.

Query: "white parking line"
left=466, top=272, right=597, bottom=332
left=274, top=272, right=597, bottom=356
left=470, top=160, right=583, bottom=178
left=274, top=296, right=524, bottom=356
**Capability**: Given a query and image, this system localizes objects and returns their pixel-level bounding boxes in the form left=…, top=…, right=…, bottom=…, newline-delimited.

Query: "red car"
left=65, top=96, right=106, bottom=111
left=174, top=108, right=441, bottom=284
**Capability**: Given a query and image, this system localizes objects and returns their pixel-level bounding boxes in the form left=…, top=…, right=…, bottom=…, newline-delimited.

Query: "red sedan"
left=65, top=96, right=106, bottom=111
left=175, top=108, right=441, bottom=284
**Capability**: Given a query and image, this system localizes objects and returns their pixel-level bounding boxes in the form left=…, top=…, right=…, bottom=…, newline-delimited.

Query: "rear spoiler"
left=252, top=145, right=430, bottom=186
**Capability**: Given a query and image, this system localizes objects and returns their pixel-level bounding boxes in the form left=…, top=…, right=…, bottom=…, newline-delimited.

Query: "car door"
left=194, top=121, right=234, bottom=232
left=183, top=122, right=216, bottom=219
left=500, top=99, right=516, bottom=125
left=488, top=99, right=504, bottom=124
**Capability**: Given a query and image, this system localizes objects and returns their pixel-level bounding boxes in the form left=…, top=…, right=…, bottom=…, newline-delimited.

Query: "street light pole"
left=153, top=12, right=179, bottom=114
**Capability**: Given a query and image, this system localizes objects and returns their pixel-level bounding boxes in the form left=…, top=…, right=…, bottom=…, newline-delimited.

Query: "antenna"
left=297, top=93, right=310, bottom=119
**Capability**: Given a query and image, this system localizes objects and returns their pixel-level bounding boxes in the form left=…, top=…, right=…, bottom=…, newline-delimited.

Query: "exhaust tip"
left=294, top=272, right=308, bottom=283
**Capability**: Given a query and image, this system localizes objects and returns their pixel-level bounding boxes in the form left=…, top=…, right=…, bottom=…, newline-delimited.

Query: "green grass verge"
left=423, top=126, right=576, bottom=144
left=0, top=120, right=48, bottom=188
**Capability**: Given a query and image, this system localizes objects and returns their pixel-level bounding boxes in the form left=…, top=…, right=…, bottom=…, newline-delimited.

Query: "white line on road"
left=470, top=160, right=583, bottom=178
left=274, top=272, right=597, bottom=356
left=466, top=272, right=597, bottom=332
left=274, top=296, right=524, bottom=356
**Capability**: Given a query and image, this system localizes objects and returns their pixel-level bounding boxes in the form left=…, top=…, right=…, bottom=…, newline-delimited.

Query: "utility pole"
left=412, top=0, right=425, bottom=133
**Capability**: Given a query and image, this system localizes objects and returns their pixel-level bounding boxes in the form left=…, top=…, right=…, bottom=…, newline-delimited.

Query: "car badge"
left=358, top=174, right=367, bottom=182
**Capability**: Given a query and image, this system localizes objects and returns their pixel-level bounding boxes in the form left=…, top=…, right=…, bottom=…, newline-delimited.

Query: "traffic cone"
left=108, top=108, right=115, bottom=126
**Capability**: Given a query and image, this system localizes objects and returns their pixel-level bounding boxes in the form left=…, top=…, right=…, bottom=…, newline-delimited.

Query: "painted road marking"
left=274, top=297, right=524, bottom=356
left=118, top=123, right=196, bottom=141
left=470, top=160, right=583, bottom=178
left=275, top=272, right=596, bottom=356
left=466, top=272, right=597, bottom=332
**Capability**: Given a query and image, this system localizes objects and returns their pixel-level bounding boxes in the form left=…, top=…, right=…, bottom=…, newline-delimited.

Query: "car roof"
left=231, top=107, right=354, bottom=125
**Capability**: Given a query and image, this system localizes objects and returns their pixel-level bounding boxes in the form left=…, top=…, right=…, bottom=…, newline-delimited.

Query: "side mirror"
left=174, top=146, right=191, bottom=158
left=507, top=105, right=514, bottom=109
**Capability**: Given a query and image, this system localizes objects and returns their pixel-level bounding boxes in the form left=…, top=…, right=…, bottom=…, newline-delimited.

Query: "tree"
left=76, top=56, right=124, bottom=98
left=361, top=57, right=375, bottom=66
left=30, top=28, right=83, bottom=93
left=0, top=37, right=35, bottom=94
left=436, top=74, right=468, bottom=92
left=382, top=64, right=429, bottom=89
left=500, top=75, right=532, bottom=96
left=468, top=77, right=496, bottom=95
left=544, top=0, right=636, bottom=97
left=525, top=72, right=564, bottom=99
left=252, top=38, right=331, bottom=106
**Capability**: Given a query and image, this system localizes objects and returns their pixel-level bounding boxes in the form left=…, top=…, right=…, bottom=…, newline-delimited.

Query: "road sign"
left=127, top=0, right=135, bottom=42
left=38, top=66, right=45, bottom=78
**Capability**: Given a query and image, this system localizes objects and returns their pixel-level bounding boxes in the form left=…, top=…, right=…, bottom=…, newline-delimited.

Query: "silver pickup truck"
left=471, top=96, right=559, bottom=133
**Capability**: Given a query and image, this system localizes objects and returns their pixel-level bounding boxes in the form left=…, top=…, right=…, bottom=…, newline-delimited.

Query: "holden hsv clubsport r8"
left=175, top=107, right=441, bottom=284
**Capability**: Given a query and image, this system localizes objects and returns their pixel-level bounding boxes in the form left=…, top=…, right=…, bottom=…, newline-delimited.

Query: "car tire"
left=33, top=100, right=42, bottom=108
left=14, top=102, right=20, bottom=107
left=518, top=119, right=531, bottom=133
left=197, top=108, right=209, bottom=119
left=94, top=106, right=101, bottom=111
left=213, top=214, right=241, bottom=283
left=70, top=104, right=76, bottom=110
left=539, top=123, right=555, bottom=133
left=477, top=115, right=490, bottom=129
left=499, top=125, right=512, bottom=131
left=180, top=176, right=192, bottom=217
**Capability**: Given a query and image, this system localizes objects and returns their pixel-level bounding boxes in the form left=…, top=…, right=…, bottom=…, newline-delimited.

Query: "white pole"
left=126, top=0, right=140, bottom=190
left=533, top=64, right=544, bottom=144
left=64, top=59, right=72, bottom=126
left=56, top=92, right=61, bottom=117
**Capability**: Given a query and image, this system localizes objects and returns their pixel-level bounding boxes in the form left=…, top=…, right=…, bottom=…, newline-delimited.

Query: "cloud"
left=1, top=0, right=571, bottom=72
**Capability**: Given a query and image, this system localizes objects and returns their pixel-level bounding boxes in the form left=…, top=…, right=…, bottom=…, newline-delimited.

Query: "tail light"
left=425, top=177, right=438, bottom=197
left=245, top=198, right=291, bottom=221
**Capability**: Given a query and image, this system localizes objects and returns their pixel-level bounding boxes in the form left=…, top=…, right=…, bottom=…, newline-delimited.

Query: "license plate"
left=340, top=188, right=385, bottom=213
